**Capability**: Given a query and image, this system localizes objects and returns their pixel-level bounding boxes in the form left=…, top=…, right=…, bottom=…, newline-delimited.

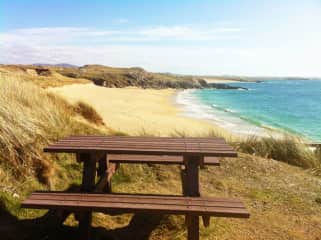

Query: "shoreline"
left=48, top=83, right=315, bottom=142
left=175, top=89, right=294, bottom=140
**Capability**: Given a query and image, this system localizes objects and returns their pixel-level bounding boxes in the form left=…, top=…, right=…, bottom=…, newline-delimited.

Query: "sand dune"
left=49, top=83, right=225, bottom=136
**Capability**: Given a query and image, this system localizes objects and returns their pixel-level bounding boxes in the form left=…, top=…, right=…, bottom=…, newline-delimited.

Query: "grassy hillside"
left=0, top=64, right=206, bottom=89
left=0, top=73, right=110, bottom=209
left=0, top=64, right=255, bottom=90
left=0, top=71, right=321, bottom=239
left=0, top=65, right=90, bottom=88
left=54, top=64, right=205, bottom=89
left=109, top=153, right=321, bottom=240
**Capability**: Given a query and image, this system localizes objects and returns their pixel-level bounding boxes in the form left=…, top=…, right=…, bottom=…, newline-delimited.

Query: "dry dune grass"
left=0, top=73, right=105, bottom=186
left=237, top=135, right=321, bottom=169
left=0, top=65, right=90, bottom=88
left=0, top=74, right=68, bottom=182
left=74, top=101, right=105, bottom=125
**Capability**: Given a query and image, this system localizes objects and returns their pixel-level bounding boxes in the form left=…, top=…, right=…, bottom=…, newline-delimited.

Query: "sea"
left=176, top=80, right=321, bottom=141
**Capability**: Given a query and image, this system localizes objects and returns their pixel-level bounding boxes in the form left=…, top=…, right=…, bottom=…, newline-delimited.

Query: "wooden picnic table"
left=44, top=136, right=237, bottom=156
left=23, top=135, right=246, bottom=240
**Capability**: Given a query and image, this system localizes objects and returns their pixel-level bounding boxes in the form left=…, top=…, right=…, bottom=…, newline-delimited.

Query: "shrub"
left=237, top=136, right=320, bottom=169
left=74, top=101, right=104, bottom=125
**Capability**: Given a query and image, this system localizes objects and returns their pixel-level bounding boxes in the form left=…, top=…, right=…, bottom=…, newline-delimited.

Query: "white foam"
left=176, top=90, right=269, bottom=137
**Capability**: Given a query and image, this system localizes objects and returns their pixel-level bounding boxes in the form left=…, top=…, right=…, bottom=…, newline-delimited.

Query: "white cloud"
left=1, top=26, right=321, bottom=76
left=136, top=26, right=241, bottom=41
left=0, top=25, right=241, bottom=45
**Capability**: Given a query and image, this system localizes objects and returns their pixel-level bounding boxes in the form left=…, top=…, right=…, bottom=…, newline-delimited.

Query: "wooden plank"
left=63, top=135, right=227, bottom=143
left=45, top=147, right=236, bottom=156
left=25, top=194, right=245, bottom=208
left=29, top=192, right=243, bottom=203
left=22, top=198, right=250, bottom=217
left=188, top=217, right=199, bottom=240
left=202, top=216, right=210, bottom=227
left=183, top=155, right=201, bottom=240
left=54, top=141, right=228, bottom=148
left=22, top=193, right=250, bottom=218
left=102, top=154, right=220, bottom=166
left=203, top=157, right=220, bottom=166
left=97, top=154, right=107, bottom=177
left=56, top=138, right=228, bottom=144
left=59, top=136, right=232, bottom=152
left=94, top=163, right=117, bottom=193
left=94, top=172, right=108, bottom=193
left=55, top=136, right=226, bottom=145
left=51, top=143, right=231, bottom=150
left=45, top=140, right=233, bottom=148
left=77, top=153, right=97, bottom=240
left=109, top=154, right=183, bottom=164
left=80, top=153, right=96, bottom=192
left=43, top=136, right=237, bottom=157
left=45, top=149, right=236, bottom=158
left=96, top=154, right=114, bottom=193
left=47, top=143, right=233, bottom=151
left=44, top=147, right=237, bottom=157
left=45, top=139, right=234, bottom=147
left=183, top=156, right=200, bottom=197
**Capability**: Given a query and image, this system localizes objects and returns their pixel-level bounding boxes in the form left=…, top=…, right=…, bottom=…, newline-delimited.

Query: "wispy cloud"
left=0, top=25, right=242, bottom=45
left=136, top=26, right=241, bottom=40
left=1, top=25, right=321, bottom=76
left=0, top=25, right=246, bottom=74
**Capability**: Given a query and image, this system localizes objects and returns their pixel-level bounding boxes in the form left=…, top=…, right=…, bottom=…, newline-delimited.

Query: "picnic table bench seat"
left=22, top=192, right=249, bottom=219
left=108, top=154, right=220, bottom=165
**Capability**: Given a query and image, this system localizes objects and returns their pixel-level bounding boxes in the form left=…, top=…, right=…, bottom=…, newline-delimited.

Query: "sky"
left=1, top=0, right=321, bottom=76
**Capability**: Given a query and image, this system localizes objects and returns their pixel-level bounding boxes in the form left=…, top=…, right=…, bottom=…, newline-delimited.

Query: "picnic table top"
left=44, top=135, right=237, bottom=157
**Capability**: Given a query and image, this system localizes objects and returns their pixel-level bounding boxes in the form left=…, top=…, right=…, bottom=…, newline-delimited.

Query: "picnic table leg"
left=183, top=155, right=200, bottom=240
left=78, top=153, right=97, bottom=240
left=97, top=154, right=111, bottom=193
left=96, top=154, right=119, bottom=193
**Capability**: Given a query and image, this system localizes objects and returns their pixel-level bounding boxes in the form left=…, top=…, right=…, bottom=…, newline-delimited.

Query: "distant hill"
left=33, top=63, right=78, bottom=68
left=55, top=64, right=206, bottom=89
left=0, top=64, right=253, bottom=89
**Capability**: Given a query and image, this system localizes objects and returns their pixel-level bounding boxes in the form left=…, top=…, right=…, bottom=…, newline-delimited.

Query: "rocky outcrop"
left=25, top=67, right=52, bottom=77
left=206, top=83, right=248, bottom=90
left=34, top=68, right=52, bottom=76
left=55, top=64, right=248, bottom=90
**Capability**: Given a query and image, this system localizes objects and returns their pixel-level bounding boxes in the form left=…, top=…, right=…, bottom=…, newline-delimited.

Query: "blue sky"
left=1, top=0, right=321, bottom=76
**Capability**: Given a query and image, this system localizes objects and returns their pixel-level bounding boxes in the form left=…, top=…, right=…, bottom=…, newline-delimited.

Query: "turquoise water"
left=192, top=80, right=321, bottom=141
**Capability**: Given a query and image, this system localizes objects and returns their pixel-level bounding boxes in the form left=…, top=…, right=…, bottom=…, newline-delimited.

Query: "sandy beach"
left=49, top=83, right=228, bottom=136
